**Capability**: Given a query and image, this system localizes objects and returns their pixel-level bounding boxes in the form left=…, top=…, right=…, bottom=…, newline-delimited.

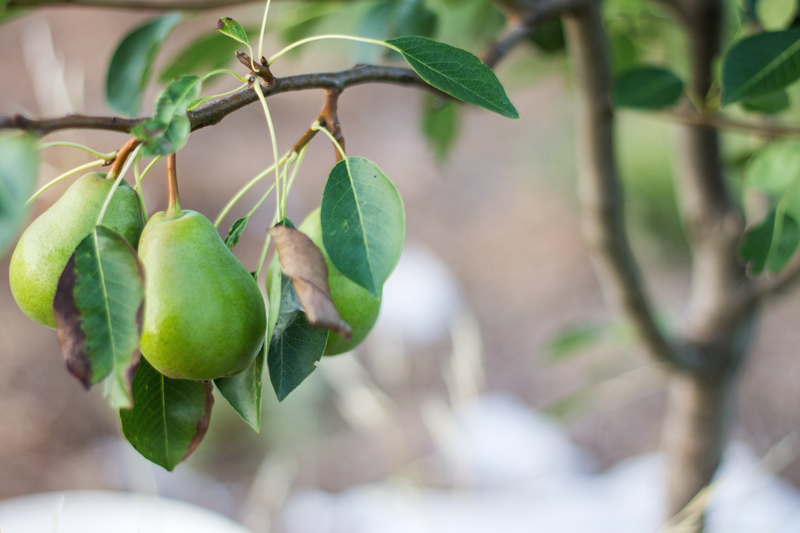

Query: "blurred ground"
left=1, top=3, right=800, bottom=530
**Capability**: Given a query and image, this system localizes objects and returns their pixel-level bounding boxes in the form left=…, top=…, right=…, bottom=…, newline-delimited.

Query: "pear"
left=138, top=209, right=266, bottom=380
left=9, top=172, right=144, bottom=328
left=298, top=208, right=381, bottom=356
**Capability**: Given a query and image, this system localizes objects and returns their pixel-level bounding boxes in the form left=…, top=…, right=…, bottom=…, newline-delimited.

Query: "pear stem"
left=107, top=137, right=140, bottom=181
left=167, top=153, right=182, bottom=217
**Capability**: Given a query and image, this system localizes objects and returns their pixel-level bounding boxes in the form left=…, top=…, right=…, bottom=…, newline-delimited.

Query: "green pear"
left=138, top=209, right=266, bottom=380
left=9, top=172, right=144, bottom=328
left=298, top=208, right=381, bottom=356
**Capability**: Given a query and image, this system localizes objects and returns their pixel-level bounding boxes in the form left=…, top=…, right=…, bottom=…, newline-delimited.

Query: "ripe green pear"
left=138, top=209, right=266, bottom=380
left=298, top=208, right=381, bottom=356
left=9, top=172, right=144, bottom=328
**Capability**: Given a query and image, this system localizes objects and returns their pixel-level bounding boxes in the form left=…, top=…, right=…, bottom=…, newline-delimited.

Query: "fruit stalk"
left=166, top=153, right=182, bottom=217
left=108, top=137, right=140, bottom=181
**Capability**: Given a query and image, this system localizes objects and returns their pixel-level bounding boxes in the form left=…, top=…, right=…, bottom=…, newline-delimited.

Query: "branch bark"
left=6, top=0, right=348, bottom=10
left=562, top=2, right=686, bottom=369
left=0, top=65, right=428, bottom=137
left=662, top=0, right=757, bottom=524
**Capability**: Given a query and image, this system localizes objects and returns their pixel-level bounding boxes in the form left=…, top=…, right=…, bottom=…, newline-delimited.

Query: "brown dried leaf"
left=54, top=254, right=91, bottom=389
left=268, top=223, right=352, bottom=340
left=183, top=381, right=215, bottom=462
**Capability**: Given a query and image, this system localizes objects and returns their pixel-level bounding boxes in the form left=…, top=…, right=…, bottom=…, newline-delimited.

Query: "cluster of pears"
left=10, top=171, right=266, bottom=382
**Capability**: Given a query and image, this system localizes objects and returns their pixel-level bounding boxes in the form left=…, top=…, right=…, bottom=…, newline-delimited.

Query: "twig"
left=658, top=108, right=800, bottom=137
left=1, top=65, right=428, bottom=137
left=107, top=137, right=140, bottom=180
left=319, top=89, right=344, bottom=162
left=236, top=51, right=275, bottom=86
left=482, top=23, right=533, bottom=69
left=6, top=0, right=347, bottom=10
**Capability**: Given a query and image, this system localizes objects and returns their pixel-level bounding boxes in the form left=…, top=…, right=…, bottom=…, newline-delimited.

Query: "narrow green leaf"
left=217, top=17, right=250, bottom=47
left=53, top=226, right=144, bottom=409
left=721, top=29, right=800, bottom=106
left=768, top=212, right=800, bottom=271
left=614, top=66, right=684, bottom=109
left=132, top=75, right=202, bottom=156
left=215, top=343, right=264, bottom=431
left=741, top=91, right=791, bottom=114
left=386, top=35, right=519, bottom=119
left=421, top=95, right=460, bottom=163
left=159, top=30, right=251, bottom=84
left=745, top=141, right=800, bottom=195
left=545, top=324, right=607, bottom=360
left=106, top=12, right=182, bottom=117
left=321, top=157, right=405, bottom=297
left=0, top=134, right=38, bottom=257
left=224, top=217, right=248, bottom=249
left=739, top=210, right=776, bottom=274
left=267, top=307, right=327, bottom=402
left=120, top=358, right=214, bottom=471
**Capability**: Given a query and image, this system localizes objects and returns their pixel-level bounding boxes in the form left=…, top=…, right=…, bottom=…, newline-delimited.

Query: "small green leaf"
left=106, top=12, right=182, bottom=117
left=132, top=75, right=202, bottom=156
left=321, top=157, right=405, bottom=297
left=530, top=19, right=565, bottom=54
left=0, top=134, right=38, bottom=257
left=217, top=17, right=250, bottom=47
left=215, top=343, right=264, bottom=431
left=741, top=91, right=791, bottom=114
left=224, top=217, right=248, bottom=249
left=159, top=30, right=252, bottom=84
left=745, top=141, right=800, bottom=195
left=421, top=95, right=460, bottom=163
left=614, top=66, right=684, bottom=109
left=545, top=324, right=607, bottom=360
left=721, top=29, right=800, bottom=106
left=609, top=32, right=639, bottom=74
left=120, top=358, right=214, bottom=471
left=267, top=274, right=327, bottom=402
left=757, top=0, right=796, bottom=30
left=396, top=0, right=438, bottom=39
left=739, top=211, right=776, bottom=274
left=768, top=211, right=800, bottom=271
left=386, top=35, right=519, bottom=119
left=53, top=226, right=144, bottom=409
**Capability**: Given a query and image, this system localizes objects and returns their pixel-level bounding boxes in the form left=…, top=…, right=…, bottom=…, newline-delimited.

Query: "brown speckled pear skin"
left=138, top=210, right=266, bottom=380
left=9, top=173, right=144, bottom=329
left=298, top=208, right=381, bottom=356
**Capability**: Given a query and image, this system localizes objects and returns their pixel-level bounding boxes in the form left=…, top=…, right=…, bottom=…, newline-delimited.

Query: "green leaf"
left=120, top=358, right=214, bottom=471
left=0, top=134, right=38, bottom=257
left=545, top=324, right=607, bottom=360
left=739, top=207, right=800, bottom=273
left=740, top=91, right=791, bottom=114
left=721, top=29, right=800, bottom=106
left=132, top=75, right=202, bottom=156
left=217, top=17, right=250, bottom=48
left=215, top=343, right=264, bottom=431
left=421, top=95, right=460, bottom=163
left=267, top=274, right=327, bottom=401
left=106, top=12, right=182, bottom=117
left=159, top=30, right=250, bottom=84
left=224, top=217, right=248, bottom=250
left=609, top=32, right=639, bottom=74
left=396, top=0, right=438, bottom=39
left=745, top=141, right=800, bottom=195
left=321, top=157, right=405, bottom=297
left=53, top=226, right=144, bottom=409
left=530, top=19, right=565, bottom=54
left=280, top=3, right=341, bottom=45
left=386, top=35, right=519, bottom=119
left=757, top=0, right=797, bottom=30
left=614, top=66, right=684, bottom=109
left=768, top=211, right=800, bottom=271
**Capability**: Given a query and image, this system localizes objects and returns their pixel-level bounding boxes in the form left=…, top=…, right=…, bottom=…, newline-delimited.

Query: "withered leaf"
left=268, top=223, right=352, bottom=340
left=54, top=226, right=145, bottom=409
